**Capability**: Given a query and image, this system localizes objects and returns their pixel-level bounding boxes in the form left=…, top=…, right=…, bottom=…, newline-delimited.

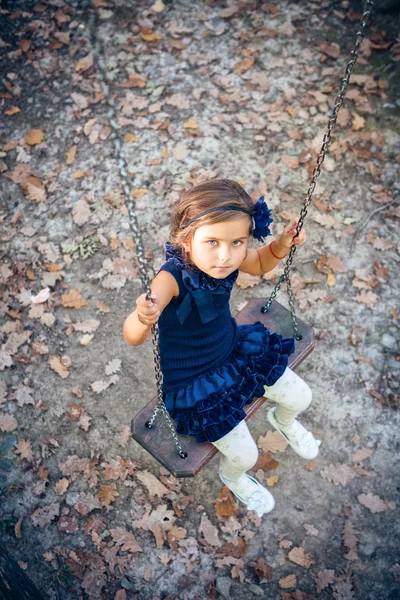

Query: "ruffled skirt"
left=163, top=322, right=295, bottom=443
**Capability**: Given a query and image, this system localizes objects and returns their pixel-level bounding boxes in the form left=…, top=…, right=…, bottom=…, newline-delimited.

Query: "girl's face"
left=183, top=215, right=250, bottom=278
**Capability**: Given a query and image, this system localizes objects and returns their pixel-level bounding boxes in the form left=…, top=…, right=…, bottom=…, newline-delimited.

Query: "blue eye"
left=207, top=240, right=217, bottom=246
left=232, top=240, right=242, bottom=246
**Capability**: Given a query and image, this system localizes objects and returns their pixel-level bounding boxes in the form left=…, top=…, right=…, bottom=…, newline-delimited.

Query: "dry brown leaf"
left=72, top=198, right=91, bottom=227
left=303, top=523, right=319, bottom=536
left=288, top=546, right=314, bottom=569
left=266, top=475, right=279, bottom=486
left=15, top=440, right=33, bottom=462
left=48, top=356, right=69, bottom=379
left=5, top=106, right=20, bottom=115
left=31, top=504, right=60, bottom=527
left=282, top=156, right=299, bottom=169
left=352, top=113, right=365, bottom=130
left=132, top=504, right=176, bottom=548
left=183, top=118, right=198, bottom=129
left=215, top=485, right=240, bottom=518
left=97, top=484, right=119, bottom=507
left=75, top=54, right=93, bottom=72
left=135, top=470, right=169, bottom=499
left=234, top=57, right=255, bottom=75
left=257, top=430, right=289, bottom=454
left=15, top=517, right=23, bottom=539
left=55, top=478, right=69, bottom=495
left=111, top=527, right=143, bottom=552
left=105, top=359, right=122, bottom=376
left=354, top=290, right=379, bottom=307
left=66, top=144, right=77, bottom=165
left=25, top=129, right=44, bottom=145
left=315, top=569, right=335, bottom=594
left=61, top=289, right=89, bottom=309
left=220, top=5, right=239, bottom=17
left=320, top=463, right=357, bottom=486
left=119, top=426, right=130, bottom=447
left=305, top=460, right=317, bottom=471
left=236, top=271, right=262, bottom=289
left=326, top=255, right=349, bottom=273
left=77, top=413, right=92, bottom=432
left=91, top=380, right=109, bottom=394
left=358, top=492, right=387, bottom=513
left=174, top=141, right=188, bottom=161
left=199, top=514, right=221, bottom=548
left=0, top=413, right=18, bottom=432
left=254, top=453, right=279, bottom=472
left=251, top=557, right=273, bottom=582
left=343, top=520, right=359, bottom=561
left=279, top=573, right=297, bottom=589
left=351, top=447, right=373, bottom=463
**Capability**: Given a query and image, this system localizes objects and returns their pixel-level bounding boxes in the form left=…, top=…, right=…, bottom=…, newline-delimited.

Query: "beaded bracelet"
left=269, top=241, right=287, bottom=260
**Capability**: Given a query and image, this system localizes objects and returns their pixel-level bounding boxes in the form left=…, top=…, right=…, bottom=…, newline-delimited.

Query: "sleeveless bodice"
left=158, top=243, right=239, bottom=390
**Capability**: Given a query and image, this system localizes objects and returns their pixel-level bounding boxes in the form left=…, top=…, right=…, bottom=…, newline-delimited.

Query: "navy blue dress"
left=158, top=243, right=295, bottom=444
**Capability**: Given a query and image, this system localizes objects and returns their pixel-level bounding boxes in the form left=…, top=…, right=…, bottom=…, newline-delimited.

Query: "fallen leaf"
left=135, top=470, right=169, bottom=499
left=279, top=573, right=297, bottom=589
left=257, top=430, right=289, bottom=454
left=75, top=54, right=93, bottom=72
left=119, top=426, right=130, bottom=447
left=315, top=569, right=335, bottom=593
left=55, top=478, right=69, bottom=495
left=288, top=546, right=314, bottom=569
left=357, top=493, right=386, bottom=513
left=61, top=289, right=89, bottom=309
left=105, top=359, right=122, bottom=375
left=14, top=440, right=33, bottom=462
left=31, top=504, right=60, bottom=527
left=199, top=514, right=221, bottom=548
left=48, top=356, right=69, bottom=379
left=0, top=413, right=18, bottom=432
left=352, top=113, right=365, bottom=130
left=30, top=287, right=50, bottom=304
left=351, top=447, right=372, bottom=463
left=342, top=520, right=359, bottom=561
left=251, top=557, right=273, bottom=582
left=111, top=527, right=143, bottom=552
left=174, top=141, right=188, bottom=161
left=266, top=475, right=279, bottom=486
left=97, top=484, right=119, bottom=507
left=320, top=463, right=357, bottom=486
left=303, top=524, right=318, bottom=536
left=25, top=129, right=44, bottom=145
left=236, top=271, right=262, bottom=289
left=15, top=517, right=23, bottom=539
left=66, top=145, right=77, bottom=165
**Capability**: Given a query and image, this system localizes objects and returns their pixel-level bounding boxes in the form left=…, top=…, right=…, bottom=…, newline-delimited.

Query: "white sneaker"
left=218, top=468, right=275, bottom=517
left=267, top=407, right=321, bottom=460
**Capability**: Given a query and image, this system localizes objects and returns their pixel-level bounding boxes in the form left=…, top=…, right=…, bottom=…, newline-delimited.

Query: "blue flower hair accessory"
left=251, top=196, right=273, bottom=242
left=182, top=195, right=273, bottom=243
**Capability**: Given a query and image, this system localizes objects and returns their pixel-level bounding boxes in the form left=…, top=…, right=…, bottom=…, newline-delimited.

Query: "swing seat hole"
left=261, top=306, right=269, bottom=314
left=296, top=334, right=303, bottom=341
left=180, top=452, right=188, bottom=460
left=145, top=421, right=153, bottom=429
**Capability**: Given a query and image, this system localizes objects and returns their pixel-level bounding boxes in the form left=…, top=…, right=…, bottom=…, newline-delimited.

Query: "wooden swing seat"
left=131, top=299, right=314, bottom=477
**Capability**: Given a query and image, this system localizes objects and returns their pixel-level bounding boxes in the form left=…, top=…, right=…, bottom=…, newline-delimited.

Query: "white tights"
left=212, top=368, right=312, bottom=483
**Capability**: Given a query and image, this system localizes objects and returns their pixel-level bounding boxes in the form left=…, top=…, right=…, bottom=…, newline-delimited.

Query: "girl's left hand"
left=278, top=218, right=306, bottom=251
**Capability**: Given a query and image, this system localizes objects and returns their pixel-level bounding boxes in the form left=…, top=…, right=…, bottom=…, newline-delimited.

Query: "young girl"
left=123, top=179, right=321, bottom=517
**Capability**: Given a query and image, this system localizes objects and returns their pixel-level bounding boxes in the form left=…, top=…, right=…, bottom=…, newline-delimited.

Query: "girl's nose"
left=218, top=246, right=231, bottom=262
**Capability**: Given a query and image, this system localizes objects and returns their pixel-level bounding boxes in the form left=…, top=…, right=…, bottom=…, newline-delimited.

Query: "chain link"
left=262, top=0, right=373, bottom=339
left=86, top=11, right=188, bottom=459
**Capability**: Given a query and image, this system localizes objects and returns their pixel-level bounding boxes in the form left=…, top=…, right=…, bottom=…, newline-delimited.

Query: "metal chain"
left=262, top=0, right=374, bottom=340
left=86, top=11, right=188, bottom=459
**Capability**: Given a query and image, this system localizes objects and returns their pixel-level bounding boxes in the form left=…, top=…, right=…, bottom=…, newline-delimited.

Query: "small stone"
left=277, top=175, right=292, bottom=189
left=381, top=334, right=397, bottom=351
left=0, top=460, right=13, bottom=473
left=332, top=361, right=349, bottom=376
left=66, top=492, right=79, bottom=506
left=216, top=576, right=232, bottom=599
left=121, top=577, right=135, bottom=590
left=248, top=584, right=265, bottom=595
left=1, top=434, right=17, bottom=454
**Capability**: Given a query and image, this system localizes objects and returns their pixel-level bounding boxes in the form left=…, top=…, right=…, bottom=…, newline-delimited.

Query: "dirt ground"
left=1, top=1, right=399, bottom=599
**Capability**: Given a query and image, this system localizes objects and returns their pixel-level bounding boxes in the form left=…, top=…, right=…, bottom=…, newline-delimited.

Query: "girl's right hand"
left=136, top=293, right=161, bottom=327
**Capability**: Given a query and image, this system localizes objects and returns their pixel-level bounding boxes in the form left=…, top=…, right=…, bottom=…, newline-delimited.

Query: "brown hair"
left=169, top=179, right=254, bottom=251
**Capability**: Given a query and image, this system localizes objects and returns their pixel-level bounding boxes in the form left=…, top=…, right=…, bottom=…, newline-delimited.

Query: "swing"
left=86, top=1, right=373, bottom=477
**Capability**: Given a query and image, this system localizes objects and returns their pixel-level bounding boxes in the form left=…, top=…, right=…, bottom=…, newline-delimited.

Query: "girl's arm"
left=123, top=270, right=179, bottom=346
left=239, top=219, right=306, bottom=276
